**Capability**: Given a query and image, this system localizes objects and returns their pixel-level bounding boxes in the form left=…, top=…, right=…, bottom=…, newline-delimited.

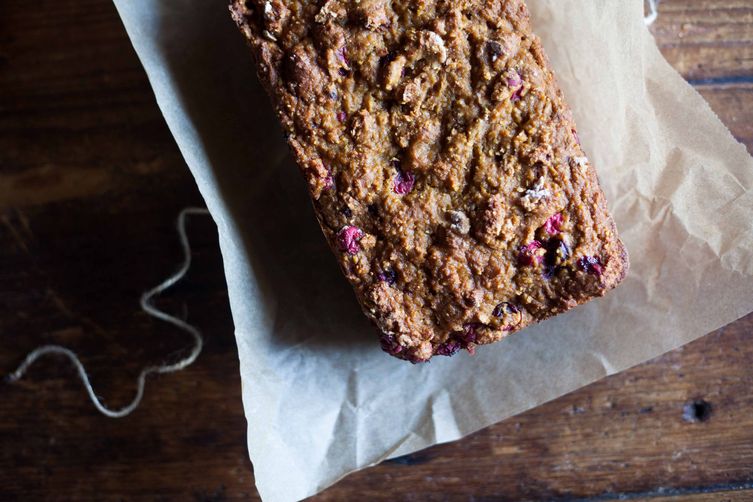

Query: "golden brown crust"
left=230, top=0, right=629, bottom=362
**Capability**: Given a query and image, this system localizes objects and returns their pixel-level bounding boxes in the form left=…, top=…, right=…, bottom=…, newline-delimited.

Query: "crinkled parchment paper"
left=113, top=0, right=753, bottom=500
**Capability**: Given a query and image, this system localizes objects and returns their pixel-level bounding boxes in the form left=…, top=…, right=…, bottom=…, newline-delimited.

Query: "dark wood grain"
left=0, top=0, right=751, bottom=500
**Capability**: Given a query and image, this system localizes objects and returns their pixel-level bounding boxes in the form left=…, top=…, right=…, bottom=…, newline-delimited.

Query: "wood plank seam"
left=687, top=75, right=753, bottom=86
left=557, top=480, right=753, bottom=501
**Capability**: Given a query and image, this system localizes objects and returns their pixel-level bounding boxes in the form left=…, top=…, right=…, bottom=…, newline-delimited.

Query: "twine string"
left=5, top=207, right=211, bottom=418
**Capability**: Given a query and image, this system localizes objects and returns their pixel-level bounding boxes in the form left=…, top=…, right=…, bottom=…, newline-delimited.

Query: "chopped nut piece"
left=447, top=210, right=470, bottom=235
left=419, top=31, right=448, bottom=63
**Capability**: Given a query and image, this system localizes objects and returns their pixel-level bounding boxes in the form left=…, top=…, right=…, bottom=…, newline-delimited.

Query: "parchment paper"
left=113, top=0, right=753, bottom=500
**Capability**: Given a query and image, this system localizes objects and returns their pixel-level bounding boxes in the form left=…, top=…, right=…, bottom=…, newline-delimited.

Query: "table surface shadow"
left=0, top=0, right=751, bottom=500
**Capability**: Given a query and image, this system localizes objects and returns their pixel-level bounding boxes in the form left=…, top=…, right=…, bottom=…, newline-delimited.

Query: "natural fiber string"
left=645, top=0, right=659, bottom=26
left=5, top=207, right=211, bottom=418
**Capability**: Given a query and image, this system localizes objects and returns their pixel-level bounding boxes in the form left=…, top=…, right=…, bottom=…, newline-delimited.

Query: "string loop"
left=5, top=207, right=211, bottom=418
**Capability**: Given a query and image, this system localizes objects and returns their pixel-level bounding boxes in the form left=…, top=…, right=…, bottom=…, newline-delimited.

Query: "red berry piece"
left=377, top=269, right=397, bottom=285
left=435, top=340, right=461, bottom=357
left=323, top=173, right=334, bottom=190
left=379, top=334, right=403, bottom=355
left=493, top=302, right=522, bottom=331
left=578, top=255, right=603, bottom=276
left=459, top=323, right=482, bottom=344
left=518, top=241, right=544, bottom=266
left=543, top=213, right=563, bottom=235
left=337, top=225, right=363, bottom=254
left=335, top=45, right=349, bottom=66
left=506, top=71, right=522, bottom=88
left=393, top=170, right=415, bottom=194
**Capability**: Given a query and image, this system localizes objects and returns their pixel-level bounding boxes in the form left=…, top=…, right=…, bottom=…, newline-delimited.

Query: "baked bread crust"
left=230, top=0, right=629, bottom=362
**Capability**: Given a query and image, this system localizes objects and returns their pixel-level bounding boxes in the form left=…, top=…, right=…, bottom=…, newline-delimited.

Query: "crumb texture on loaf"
left=230, top=0, right=628, bottom=362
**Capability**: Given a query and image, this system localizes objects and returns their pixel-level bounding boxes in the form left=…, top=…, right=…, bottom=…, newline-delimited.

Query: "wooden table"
left=1, top=1, right=751, bottom=500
